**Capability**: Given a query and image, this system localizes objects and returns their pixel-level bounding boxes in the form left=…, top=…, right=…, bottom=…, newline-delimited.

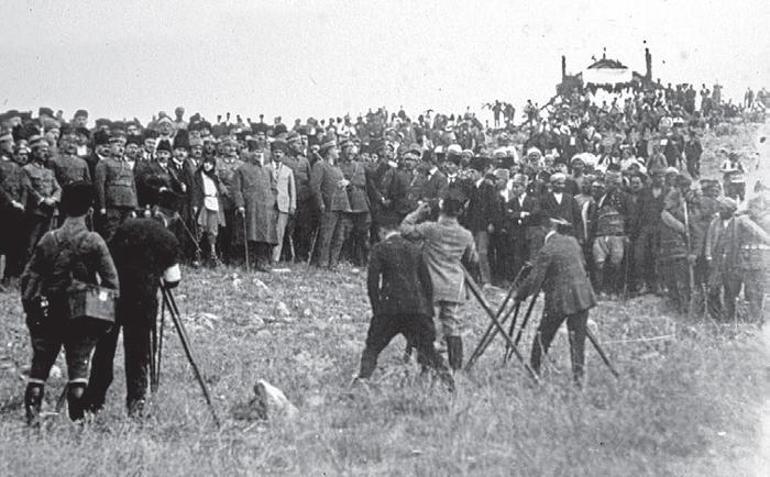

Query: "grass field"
left=0, top=123, right=768, bottom=476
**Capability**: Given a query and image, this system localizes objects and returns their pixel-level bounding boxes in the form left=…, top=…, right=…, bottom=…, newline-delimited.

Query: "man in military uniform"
left=20, top=182, right=119, bottom=424
left=285, top=131, right=314, bottom=262
left=704, top=198, right=740, bottom=321
left=94, top=133, right=139, bottom=241
left=23, top=137, right=61, bottom=257
left=736, top=191, right=770, bottom=321
left=339, top=138, right=372, bottom=266
left=48, top=136, right=91, bottom=188
left=310, top=137, right=351, bottom=269
left=213, top=137, right=243, bottom=264
left=0, top=132, right=27, bottom=286
left=659, top=175, right=702, bottom=314
left=514, top=212, right=597, bottom=385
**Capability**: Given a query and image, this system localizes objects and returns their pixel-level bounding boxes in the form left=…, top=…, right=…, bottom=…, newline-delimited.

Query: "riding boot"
left=24, top=383, right=44, bottom=426
left=593, top=267, right=605, bottom=295
left=66, top=383, right=87, bottom=421
left=446, top=336, right=463, bottom=371
left=127, top=398, right=146, bottom=418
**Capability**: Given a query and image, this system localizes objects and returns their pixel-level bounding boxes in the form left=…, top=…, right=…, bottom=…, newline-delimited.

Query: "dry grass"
left=0, top=123, right=767, bottom=476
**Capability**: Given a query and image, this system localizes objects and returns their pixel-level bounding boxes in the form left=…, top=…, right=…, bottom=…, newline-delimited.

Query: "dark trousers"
left=660, top=257, right=691, bottom=314
left=343, top=212, right=371, bottom=266
left=530, top=309, right=588, bottom=383
left=707, top=273, right=741, bottom=321
left=316, top=210, right=351, bottom=268
left=292, top=200, right=318, bottom=262
left=99, top=207, right=134, bottom=243
left=26, top=214, right=54, bottom=258
left=359, top=313, right=450, bottom=379
left=27, top=309, right=107, bottom=384
left=1, top=209, right=26, bottom=279
left=86, top=296, right=157, bottom=410
left=218, top=208, right=237, bottom=264
left=634, top=225, right=660, bottom=290
left=743, top=268, right=767, bottom=321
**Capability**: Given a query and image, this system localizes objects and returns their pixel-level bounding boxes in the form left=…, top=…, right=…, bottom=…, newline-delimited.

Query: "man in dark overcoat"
left=514, top=212, right=597, bottom=384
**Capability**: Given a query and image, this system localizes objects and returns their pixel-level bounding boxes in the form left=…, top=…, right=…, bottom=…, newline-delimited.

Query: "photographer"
left=85, top=218, right=180, bottom=417
left=20, top=181, right=119, bottom=425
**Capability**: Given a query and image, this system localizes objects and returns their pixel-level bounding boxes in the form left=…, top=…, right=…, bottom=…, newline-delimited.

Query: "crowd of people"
left=0, top=80, right=769, bottom=320
left=4, top=79, right=770, bottom=423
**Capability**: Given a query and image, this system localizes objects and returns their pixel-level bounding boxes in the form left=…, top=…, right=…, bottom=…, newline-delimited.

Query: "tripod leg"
left=150, top=312, right=158, bottom=392
left=463, top=267, right=539, bottom=383
left=502, top=304, right=519, bottom=363
left=514, top=294, right=539, bottom=347
left=466, top=279, right=520, bottom=370
left=162, top=288, right=221, bottom=427
left=157, top=301, right=165, bottom=388
left=586, top=328, right=620, bottom=378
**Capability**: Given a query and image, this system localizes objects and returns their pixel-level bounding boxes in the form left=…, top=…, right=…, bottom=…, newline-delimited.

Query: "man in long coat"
left=514, top=212, right=597, bottom=384
left=233, top=151, right=277, bottom=271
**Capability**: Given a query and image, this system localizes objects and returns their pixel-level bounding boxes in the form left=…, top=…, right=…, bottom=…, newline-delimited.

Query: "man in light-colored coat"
left=266, top=140, right=296, bottom=264
left=401, top=191, right=478, bottom=370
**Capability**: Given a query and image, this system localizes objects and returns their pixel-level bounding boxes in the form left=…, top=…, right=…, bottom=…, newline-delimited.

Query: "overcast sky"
left=3, top=0, right=768, bottom=123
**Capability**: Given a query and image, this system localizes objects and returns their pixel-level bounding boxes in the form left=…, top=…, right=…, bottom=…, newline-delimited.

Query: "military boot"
left=446, top=336, right=464, bottom=371
left=24, top=383, right=44, bottom=426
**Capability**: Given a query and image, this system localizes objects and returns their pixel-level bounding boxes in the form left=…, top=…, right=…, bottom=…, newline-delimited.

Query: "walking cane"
left=306, top=226, right=320, bottom=270
left=462, top=266, right=539, bottom=383
left=240, top=210, right=250, bottom=273
left=586, top=328, right=620, bottom=378
left=683, top=201, right=696, bottom=317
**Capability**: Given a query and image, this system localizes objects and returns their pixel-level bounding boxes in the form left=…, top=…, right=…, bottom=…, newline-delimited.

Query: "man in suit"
left=514, top=212, right=597, bottom=385
left=356, top=213, right=453, bottom=388
left=266, top=140, right=296, bottom=264
left=464, top=156, right=501, bottom=288
left=420, top=152, right=448, bottom=204
left=504, top=173, right=542, bottom=280
left=541, top=172, right=584, bottom=243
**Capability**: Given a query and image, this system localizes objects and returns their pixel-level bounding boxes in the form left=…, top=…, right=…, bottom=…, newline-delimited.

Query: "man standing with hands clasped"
left=514, top=211, right=597, bottom=385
